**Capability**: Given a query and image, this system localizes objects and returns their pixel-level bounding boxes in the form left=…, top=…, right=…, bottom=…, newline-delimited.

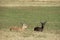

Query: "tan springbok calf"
left=10, top=24, right=28, bottom=31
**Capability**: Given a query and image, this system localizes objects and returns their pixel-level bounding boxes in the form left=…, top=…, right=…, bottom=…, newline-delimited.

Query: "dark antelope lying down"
left=34, top=21, right=47, bottom=32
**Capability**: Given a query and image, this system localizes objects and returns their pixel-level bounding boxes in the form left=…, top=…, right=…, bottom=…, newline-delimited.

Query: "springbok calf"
left=10, top=24, right=28, bottom=31
left=34, top=21, right=47, bottom=32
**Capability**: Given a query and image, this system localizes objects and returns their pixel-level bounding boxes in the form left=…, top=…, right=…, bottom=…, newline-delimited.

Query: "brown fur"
left=10, top=24, right=28, bottom=31
left=10, top=27, right=22, bottom=31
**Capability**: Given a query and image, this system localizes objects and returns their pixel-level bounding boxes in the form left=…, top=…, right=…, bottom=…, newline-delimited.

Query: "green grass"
left=0, top=6, right=60, bottom=31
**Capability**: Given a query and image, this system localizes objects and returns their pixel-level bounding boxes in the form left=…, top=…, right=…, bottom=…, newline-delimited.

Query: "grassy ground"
left=0, top=6, right=60, bottom=40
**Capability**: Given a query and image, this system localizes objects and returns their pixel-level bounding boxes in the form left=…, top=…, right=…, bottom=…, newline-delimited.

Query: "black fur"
left=34, top=21, right=47, bottom=32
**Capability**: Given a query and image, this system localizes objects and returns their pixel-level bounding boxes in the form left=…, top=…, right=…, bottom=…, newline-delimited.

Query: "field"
left=0, top=6, right=60, bottom=40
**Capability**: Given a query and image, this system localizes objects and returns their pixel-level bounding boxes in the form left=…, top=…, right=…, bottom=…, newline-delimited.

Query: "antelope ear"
left=40, top=21, right=47, bottom=24
left=44, top=21, right=47, bottom=24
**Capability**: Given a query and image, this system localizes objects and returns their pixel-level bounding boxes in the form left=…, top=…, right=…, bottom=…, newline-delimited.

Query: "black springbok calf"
left=34, top=21, right=47, bottom=32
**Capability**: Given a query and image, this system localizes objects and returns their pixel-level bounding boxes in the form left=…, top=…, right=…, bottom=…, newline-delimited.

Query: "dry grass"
left=0, top=6, right=60, bottom=40
left=0, top=0, right=60, bottom=6
left=0, top=29, right=60, bottom=40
